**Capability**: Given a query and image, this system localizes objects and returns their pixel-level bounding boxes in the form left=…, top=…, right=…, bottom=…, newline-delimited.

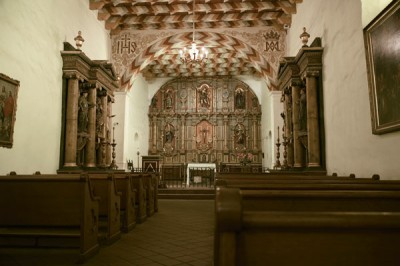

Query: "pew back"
left=113, top=172, right=136, bottom=232
left=130, top=174, right=147, bottom=223
left=88, top=173, right=121, bottom=244
left=215, top=187, right=400, bottom=266
left=0, top=174, right=99, bottom=262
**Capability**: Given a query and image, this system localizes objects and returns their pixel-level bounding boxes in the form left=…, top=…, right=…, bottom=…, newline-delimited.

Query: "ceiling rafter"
left=89, top=0, right=302, bottom=80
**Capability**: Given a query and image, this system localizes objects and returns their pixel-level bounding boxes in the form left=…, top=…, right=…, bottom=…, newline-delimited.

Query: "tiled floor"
left=0, top=200, right=214, bottom=266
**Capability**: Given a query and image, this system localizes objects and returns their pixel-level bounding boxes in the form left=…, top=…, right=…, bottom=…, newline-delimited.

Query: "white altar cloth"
left=186, top=163, right=216, bottom=186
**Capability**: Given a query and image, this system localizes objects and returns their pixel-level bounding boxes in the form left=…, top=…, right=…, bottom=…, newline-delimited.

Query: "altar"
left=186, top=163, right=216, bottom=186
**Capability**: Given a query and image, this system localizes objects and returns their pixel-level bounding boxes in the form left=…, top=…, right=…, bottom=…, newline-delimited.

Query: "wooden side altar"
left=58, top=42, right=119, bottom=171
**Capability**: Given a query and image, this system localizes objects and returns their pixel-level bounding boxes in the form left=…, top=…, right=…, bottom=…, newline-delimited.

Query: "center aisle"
left=86, top=199, right=214, bottom=266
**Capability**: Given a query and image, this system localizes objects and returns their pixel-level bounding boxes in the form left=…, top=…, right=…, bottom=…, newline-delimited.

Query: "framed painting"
left=0, top=73, right=20, bottom=148
left=364, top=0, right=400, bottom=134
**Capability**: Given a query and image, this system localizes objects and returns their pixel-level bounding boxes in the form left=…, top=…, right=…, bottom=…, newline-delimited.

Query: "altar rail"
left=152, top=164, right=215, bottom=188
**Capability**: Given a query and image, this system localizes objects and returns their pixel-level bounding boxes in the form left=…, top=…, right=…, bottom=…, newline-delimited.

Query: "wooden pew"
left=215, top=178, right=400, bottom=190
left=113, top=172, right=136, bottom=232
left=88, top=173, right=121, bottom=245
left=215, top=187, right=400, bottom=266
left=151, top=172, right=160, bottom=212
left=0, top=174, right=100, bottom=263
left=215, top=172, right=368, bottom=180
left=142, top=173, right=155, bottom=217
left=239, top=189, right=400, bottom=212
left=130, top=173, right=147, bottom=223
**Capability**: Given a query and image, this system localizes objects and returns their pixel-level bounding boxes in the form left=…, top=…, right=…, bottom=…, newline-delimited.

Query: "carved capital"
left=63, top=71, right=82, bottom=80
left=80, top=81, right=97, bottom=90
left=290, top=78, right=303, bottom=88
left=304, top=70, right=320, bottom=78
left=97, top=88, right=108, bottom=97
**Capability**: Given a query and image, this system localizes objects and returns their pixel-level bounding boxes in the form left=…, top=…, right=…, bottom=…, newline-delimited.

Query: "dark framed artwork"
left=364, top=0, right=400, bottom=134
left=0, top=73, right=20, bottom=148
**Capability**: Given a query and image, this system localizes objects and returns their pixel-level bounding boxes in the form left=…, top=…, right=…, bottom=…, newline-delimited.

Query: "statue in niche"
left=78, top=92, right=89, bottom=132
left=235, top=88, right=245, bottom=109
left=78, top=91, right=93, bottom=133
left=298, top=88, right=307, bottom=131
left=235, top=124, right=245, bottom=145
left=163, top=124, right=175, bottom=156
left=151, top=96, right=158, bottom=108
left=165, top=130, right=174, bottom=143
left=252, top=97, right=258, bottom=108
left=76, top=135, right=88, bottom=166
left=165, top=90, right=173, bottom=109
left=96, top=97, right=104, bottom=134
left=164, top=124, right=174, bottom=143
left=199, top=85, right=210, bottom=108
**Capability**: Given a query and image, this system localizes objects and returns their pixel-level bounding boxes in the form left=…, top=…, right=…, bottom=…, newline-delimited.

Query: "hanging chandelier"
left=179, top=0, right=208, bottom=64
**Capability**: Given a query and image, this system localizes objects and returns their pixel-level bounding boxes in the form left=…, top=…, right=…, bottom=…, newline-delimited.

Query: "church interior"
left=1, top=0, right=400, bottom=265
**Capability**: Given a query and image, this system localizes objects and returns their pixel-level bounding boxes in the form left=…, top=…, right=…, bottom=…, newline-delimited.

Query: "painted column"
left=85, top=83, right=97, bottom=167
left=181, top=115, right=185, bottom=151
left=151, top=116, right=157, bottom=153
left=285, top=89, right=293, bottom=167
left=291, top=82, right=304, bottom=168
left=252, top=116, right=257, bottom=150
left=223, top=116, right=229, bottom=151
left=64, top=74, right=80, bottom=167
left=99, top=94, right=108, bottom=167
left=305, top=71, right=321, bottom=167
left=106, top=97, right=113, bottom=166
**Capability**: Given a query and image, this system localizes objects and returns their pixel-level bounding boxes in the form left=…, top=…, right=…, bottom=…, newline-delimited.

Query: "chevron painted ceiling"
left=89, top=0, right=303, bottom=80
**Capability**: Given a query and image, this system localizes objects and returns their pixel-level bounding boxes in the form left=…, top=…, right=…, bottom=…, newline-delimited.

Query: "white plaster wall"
left=148, top=78, right=173, bottom=100
left=113, top=92, right=127, bottom=169
left=0, top=0, right=110, bottom=174
left=261, top=89, right=284, bottom=169
left=361, top=0, right=393, bottom=27
left=287, top=0, right=400, bottom=179
left=124, top=74, right=150, bottom=169
left=237, top=75, right=263, bottom=101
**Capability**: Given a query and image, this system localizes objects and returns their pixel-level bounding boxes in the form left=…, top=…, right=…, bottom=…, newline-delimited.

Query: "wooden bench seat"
left=0, top=174, right=99, bottom=263
left=215, top=187, right=400, bottom=266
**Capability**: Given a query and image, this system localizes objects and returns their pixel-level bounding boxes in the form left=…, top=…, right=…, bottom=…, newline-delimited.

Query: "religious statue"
left=298, top=88, right=307, bottom=131
left=95, top=97, right=104, bottom=134
left=165, top=91, right=173, bottom=109
left=78, top=92, right=89, bottom=132
left=199, top=86, right=210, bottom=108
left=235, top=88, right=245, bottom=109
left=165, top=130, right=173, bottom=143
left=235, top=124, right=245, bottom=145
left=151, top=96, right=158, bottom=108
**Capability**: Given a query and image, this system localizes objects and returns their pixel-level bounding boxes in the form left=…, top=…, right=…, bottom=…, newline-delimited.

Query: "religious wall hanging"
left=364, top=0, right=400, bottom=134
left=0, top=73, right=20, bottom=148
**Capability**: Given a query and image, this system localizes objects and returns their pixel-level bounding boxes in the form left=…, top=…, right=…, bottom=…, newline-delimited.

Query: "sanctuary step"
left=158, top=188, right=215, bottom=200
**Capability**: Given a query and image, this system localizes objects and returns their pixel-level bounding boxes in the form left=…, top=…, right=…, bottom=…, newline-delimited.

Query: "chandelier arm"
left=192, top=0, right=195, bottom=42
left=179, top=0, right=207, bottom=65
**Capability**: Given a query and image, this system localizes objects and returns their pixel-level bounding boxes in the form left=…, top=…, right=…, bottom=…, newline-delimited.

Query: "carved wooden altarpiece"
left=58, top=43, right=119, bottom=171
left=277, top=38, right=325, bottom=170
left=149, top=77, right=262, bottom=167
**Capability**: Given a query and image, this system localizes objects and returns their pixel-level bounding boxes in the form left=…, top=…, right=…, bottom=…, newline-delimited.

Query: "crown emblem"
left=263, top=30, right=280, bottom=41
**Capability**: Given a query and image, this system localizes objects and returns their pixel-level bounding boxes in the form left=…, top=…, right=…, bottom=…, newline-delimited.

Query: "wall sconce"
left=299, top=27, right=310, bottom=47
left=74, top=31, right=85, bottom=50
